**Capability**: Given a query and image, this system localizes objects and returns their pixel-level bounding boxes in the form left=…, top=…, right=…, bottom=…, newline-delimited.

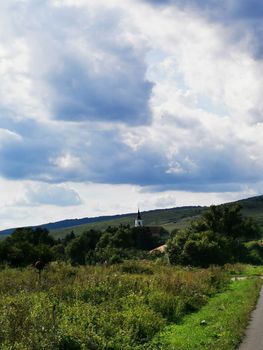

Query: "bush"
left=245, top=242, right=263, bottom=265
left=167, top=224, right=252, bottom=267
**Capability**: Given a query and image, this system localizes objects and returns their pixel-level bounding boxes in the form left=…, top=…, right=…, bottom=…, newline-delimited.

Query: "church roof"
left=137, top=209, right=142, bottom=220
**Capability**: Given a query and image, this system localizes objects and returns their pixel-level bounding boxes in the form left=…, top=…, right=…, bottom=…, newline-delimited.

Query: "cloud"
left=49, top=53, right=153, bottom=125
left=146, top=0, right=263, bottom=58
left=19, top=183, right=82, bottom=207
left=0, top=120, right=62, bottom=181
left=0, top=0, right=263, bottom=230
left=0, top=128, right=22, bottom=146
left=0, top=0, right=153, bottom=125
left=154, top=194, right=176, bottom=208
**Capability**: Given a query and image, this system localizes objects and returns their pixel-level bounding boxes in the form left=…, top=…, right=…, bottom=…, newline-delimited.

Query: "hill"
left=0, top=205, right=203, bottom=238
left=1, top=194, right=263, bottom=238
left=49, top=206, right=204, bottom=238
left=237, top=195, right=263, bottom=226
left=0, top=213, right=135, bottom=236
left=48, top=194, right=263, bottom=238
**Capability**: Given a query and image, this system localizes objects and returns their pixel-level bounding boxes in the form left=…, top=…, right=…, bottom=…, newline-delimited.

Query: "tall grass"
left=0, top=262, right=229, bottom=350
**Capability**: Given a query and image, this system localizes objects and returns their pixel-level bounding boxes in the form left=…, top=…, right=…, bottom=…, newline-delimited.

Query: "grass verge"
left=154, top=278, right=262, bottom=350
left=243, top=264, right=263, bottom=276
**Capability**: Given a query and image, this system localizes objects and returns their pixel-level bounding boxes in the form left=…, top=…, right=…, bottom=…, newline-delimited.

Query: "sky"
left=1, top=0, right=263, bottom=230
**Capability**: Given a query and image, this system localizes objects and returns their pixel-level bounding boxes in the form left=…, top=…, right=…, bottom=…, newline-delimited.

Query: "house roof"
left=150, top=244, right=167, bottom=254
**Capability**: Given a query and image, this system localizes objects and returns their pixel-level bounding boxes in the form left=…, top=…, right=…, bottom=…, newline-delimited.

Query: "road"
left=237, top=285, right=263, bottom=350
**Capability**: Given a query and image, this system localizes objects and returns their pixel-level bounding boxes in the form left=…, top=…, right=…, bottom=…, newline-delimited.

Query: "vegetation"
left=167, top=204, right=261, bottom=267
left=0, top=203, right=262, bottom=269
left=0, top=262, right=230, bottom=350
left=0, top=227, right=55, bottom=267
left=0, top=225, right=168, bottom=267
left=156, top=278, right=262, bottom=350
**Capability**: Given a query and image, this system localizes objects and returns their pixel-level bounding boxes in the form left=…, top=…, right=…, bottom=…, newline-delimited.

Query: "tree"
left=191, top=204, right=259, bottom=240
left=65, top=229, right=102, bottom=265
left=11, top=227, right=55, bottom=246
left=65, top=237, right=85, bottom=265
left=0, top=227, right=55, bottom=267
left=63, top=231, right=76, bottom=245
left=167, top=204, right=257, bottom=267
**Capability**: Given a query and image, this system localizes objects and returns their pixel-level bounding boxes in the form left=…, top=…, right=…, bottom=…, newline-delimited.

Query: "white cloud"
left=0, top=1, right=263, bottom=228
left=51, top=153, right=82, bottom=170
left=20, top=183, right=82, bottom=207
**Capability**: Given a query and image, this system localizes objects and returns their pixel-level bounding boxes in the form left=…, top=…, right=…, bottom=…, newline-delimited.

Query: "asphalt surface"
left=237, top=286, right=263, bottom=350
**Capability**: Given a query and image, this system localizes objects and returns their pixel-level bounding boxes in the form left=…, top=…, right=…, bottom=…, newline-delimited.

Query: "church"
left=134, top=209, right=143, bottom=227
left=134, top=209, right=168, bottom=253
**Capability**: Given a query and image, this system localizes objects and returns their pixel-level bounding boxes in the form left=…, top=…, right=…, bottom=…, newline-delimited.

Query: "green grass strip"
left=155, top=279, right=262, bottom=350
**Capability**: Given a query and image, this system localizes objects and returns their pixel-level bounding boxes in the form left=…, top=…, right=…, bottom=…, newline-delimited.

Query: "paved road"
left=238, top=286, right=263, bottom=350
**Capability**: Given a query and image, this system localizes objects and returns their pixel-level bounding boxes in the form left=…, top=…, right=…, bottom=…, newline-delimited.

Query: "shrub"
left=245, top=242, right=263, bottom=265
left=167, top=229, right=244, bottom=267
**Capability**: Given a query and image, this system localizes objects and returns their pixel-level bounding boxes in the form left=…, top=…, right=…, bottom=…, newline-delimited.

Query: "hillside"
left=49, top=195, right=263, bottom=238
left=1, top=194, right=263, bottom=239
left=50, top=206, right=203, bottom=238
left=238, top=195, right=263, bottom=226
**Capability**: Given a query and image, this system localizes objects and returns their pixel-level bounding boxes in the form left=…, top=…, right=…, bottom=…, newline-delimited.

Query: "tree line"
left=0, top=225, right=167, bottom=267
left=0, top=203, right=262, bottom=268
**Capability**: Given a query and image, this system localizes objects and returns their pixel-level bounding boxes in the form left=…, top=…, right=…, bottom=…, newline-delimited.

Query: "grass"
left=0, top=262, right=229, bottom=350
left=223, top=263, right=263, bottom=277
left=242, top=264, right=263, bottom=276
left=155, top=278, right=262, bottom=350
left=0, top=263, right=261, bottom=349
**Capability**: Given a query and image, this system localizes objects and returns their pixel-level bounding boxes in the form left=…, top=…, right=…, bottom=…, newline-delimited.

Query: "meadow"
left=0, top=261, right=232, bottom=350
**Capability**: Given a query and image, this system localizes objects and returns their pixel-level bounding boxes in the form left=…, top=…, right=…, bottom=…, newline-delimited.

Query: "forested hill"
left=237, top=195, right=263, bottom=226
left=1, top=194, right=263, bottom=238
left=0, top=213, right=135, bottom=236
left=0, top=206, right=202, bottom=237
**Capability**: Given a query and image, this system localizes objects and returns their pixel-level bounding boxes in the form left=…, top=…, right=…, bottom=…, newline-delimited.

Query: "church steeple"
left=135, top=209, right=143, bottom=227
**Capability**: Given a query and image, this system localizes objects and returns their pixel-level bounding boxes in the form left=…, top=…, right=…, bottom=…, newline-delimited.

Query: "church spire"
left=135, top=209, right=143, bottom=227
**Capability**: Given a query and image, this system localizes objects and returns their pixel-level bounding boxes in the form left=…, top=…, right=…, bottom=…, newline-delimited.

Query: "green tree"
left=65, top=237, right=85, bottom=265
left=167, top=204, right=256, bottom=267
left=65, top=229, right=102, bottom=265
left=192, top=204, right=259, bottom=240
left=11, top=227, right=55, bottom=246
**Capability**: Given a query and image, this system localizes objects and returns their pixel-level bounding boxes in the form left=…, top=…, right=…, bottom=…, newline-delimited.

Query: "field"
left=0, top=262, right=261, bottom=350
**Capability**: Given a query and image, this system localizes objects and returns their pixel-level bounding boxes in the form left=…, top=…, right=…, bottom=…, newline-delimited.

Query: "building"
left=135, top=209, right=143, bottom=227
left=150, top=244, right=167, bottom=254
